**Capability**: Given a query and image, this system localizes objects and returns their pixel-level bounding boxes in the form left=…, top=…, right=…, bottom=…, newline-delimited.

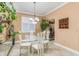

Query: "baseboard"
left=54, top=42, right=79, bottom=55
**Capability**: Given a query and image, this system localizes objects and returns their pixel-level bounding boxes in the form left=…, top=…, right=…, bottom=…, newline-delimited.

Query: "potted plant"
left=40, top=19, right=49, bottom=32
left=0, top=2, right=17, bottom=45
left=40, top=19, right=49, bottom=40
left=0, top=2, right=16, bottom=32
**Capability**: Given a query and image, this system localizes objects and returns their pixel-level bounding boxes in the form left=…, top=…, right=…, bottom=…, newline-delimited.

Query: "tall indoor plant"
left=0, top=2, right=17, bottom=45
left=0, top=2, right=16, bottom=32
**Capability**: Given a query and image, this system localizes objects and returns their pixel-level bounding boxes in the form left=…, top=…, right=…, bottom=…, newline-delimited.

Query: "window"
left=21, top=16, right=36, bottom=33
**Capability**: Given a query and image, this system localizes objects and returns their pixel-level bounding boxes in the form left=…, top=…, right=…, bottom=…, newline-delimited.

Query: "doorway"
left=49, top=19, right=55, bottom=41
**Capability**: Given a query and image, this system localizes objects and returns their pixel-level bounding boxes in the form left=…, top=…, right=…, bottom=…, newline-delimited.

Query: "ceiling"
left=14, top=2, right=64, bottom=16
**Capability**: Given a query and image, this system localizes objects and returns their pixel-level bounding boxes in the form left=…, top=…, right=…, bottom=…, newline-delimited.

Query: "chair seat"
left=43, top=40, right=49, bottom=43
left=32, top=44, right=43, bottom=49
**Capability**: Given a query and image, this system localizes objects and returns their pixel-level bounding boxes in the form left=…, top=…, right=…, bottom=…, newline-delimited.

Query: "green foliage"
left=0, top=2, right=16, bottom=20
left=0, top=24, right=4, bottom=33
left=0, top=2, right=16, bottom=33
left=40, top=19, right=49, bottom=31
left=11, top=32, right=20, bottom=39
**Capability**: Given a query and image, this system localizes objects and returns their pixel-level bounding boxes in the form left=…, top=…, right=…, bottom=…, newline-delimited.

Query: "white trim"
left=46, top=2, right=69, bottom=16
left=16, top=10, right=34, bottom=15
left=54, top=42, right=79, bottom=55
left=16, top=10, right=44, bottom=16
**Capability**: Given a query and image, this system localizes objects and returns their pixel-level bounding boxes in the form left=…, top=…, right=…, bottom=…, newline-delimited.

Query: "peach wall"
left=47, top=3, right=79, bottom=51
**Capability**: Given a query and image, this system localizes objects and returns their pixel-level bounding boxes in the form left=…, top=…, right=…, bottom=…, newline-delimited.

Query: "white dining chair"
left=42, top=31, right=46, bottom=40
left=43, top=31, right=50, bottom=52
left=19, top=34, right=31, bottom=56
left=31, top=32, right=44, bottom=55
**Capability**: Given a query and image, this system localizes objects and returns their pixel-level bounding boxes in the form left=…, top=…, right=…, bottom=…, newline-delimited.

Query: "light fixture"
left=29, top=2, right=39, bottom=23
left=35, top=17, right=39, bottom=21
left=30, top=18, right=35, bottom=22
left=32, top=21, right=37, bottom=24
left=33, top=2, right=39, bottom=22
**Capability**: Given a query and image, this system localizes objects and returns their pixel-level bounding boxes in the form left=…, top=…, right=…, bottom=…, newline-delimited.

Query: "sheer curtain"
left=21, top=16, right=36, bottom=33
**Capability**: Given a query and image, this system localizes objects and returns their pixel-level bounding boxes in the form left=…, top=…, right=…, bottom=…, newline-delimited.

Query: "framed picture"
left=59, top=17, right=69, bottom=29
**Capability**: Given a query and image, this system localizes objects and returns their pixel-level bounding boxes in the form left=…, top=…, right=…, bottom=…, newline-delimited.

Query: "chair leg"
left=31, top=47, right=34, bottom=56
left=39, top=48, right=44, bottom=56
left=38, top=49, right=40, bottom=55
left=44, top=43, right=49, bottom=53
left=40, top=48, right=43, bottom=56
left=27, top=46, right=30, bottom=55
left=46, top=43, right=49, bottom=51
left=42, top=46, right=44, bottom=55
left=20, top=46, right=21, bottom=56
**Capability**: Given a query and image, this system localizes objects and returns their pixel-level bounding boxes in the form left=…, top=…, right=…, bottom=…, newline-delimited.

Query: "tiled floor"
left=8, top=41, right=79, bottom=56
left=0, top=44, right=11, bottom=56
left=0, top=41, right=78, bottom=56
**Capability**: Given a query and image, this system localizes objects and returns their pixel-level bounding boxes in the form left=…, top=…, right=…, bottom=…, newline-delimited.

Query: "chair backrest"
left=42, top=31, right=46, bottom=40
left=36, top=32, right=41, bottom=43
left=19, top=34, right=28, bottom=41
left=37, top=32, right=40, bottom=38
left=37, top=32, right=39, bottom=39
left=19, top=34, right=22, bottom=44
left=46, top=31, right=50, bottom=40
left=32, top=32, right=44, bottom=49
left=38, top=32, right=44, bottom=45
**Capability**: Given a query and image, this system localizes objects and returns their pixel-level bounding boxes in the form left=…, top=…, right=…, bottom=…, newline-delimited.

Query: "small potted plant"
left=40, top=19, right=49, bottom=39
left=40, top=19, right=49, bottom=32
